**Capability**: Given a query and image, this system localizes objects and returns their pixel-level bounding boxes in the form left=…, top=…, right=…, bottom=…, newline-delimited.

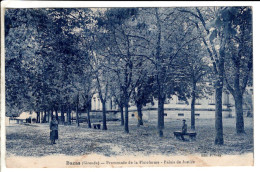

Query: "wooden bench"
left=93, top=123, right=101, bottom=129
left=173, top=131, right=197, bottom=140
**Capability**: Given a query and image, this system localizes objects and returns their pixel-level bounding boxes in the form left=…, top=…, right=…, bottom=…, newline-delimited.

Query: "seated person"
left=181, top=119, right=187, bottom=140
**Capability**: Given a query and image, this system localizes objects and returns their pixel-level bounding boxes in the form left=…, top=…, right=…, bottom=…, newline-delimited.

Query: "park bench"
left=26, top=118, right=31, bottom=123
left=173, top=131, right=197, bottom=140
left=93, top=123, right=101, bottom=129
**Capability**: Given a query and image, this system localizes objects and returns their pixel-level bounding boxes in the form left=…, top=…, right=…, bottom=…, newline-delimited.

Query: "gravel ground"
left=5, top=117, right=253, bottom=157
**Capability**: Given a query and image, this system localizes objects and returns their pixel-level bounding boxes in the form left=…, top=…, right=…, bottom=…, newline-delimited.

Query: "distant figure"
left=50, top=116, right=59, bottom=145
left=181, top=119, right=187, bottom=140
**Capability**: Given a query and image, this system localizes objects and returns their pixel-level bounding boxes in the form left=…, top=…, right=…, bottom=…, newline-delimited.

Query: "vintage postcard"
left=1, top=1, right=256, bottom=169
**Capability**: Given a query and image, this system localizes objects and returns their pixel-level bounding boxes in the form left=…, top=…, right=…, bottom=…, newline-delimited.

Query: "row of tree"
left=5, top=7, right=252, bottom=145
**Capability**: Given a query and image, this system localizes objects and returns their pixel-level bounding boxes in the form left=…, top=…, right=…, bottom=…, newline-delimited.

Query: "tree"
left=81, top=71, right=96, bottom=128
left=132, top=74, right=154, bottom=127
left=5, top=8, right=97, bottom=128
left=178, top=7, right=242, bottom=144
left=134, top=8, right=201, bottom=137
left=223, top=7, right=252, bottom=134
left=95, top=8, right=149, bottom=133
left=5, top=9, right=49, bottom=117
left=89, top=50, right=111, bottom=130
left=109, top=79, right=125, bottom=126
left=183, top=39, right=211, bottom=130
left=46, top=8, right=96, bottom=126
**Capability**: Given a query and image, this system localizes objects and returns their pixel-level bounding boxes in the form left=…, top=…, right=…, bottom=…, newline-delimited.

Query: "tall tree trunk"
left=155, top=8, right=164, bottom=137
left=215, top=80, right=224, bottom=145
left=137, top=102, right=143, bottom=127
left=120, top=105, right=124, bottom=126
left=101, top=100, right=107, bottom=130
left=36, top=111, right=40, bottom=123
left=87, top=108, right=91, bottom=128
left=71, top=109, right=73, bottom=123
left=215, top=54, right=224, bottom=145
left=69, top=106, right=72, bottom=125
left=76, top=103, right=80, bottom=127
left=86, top=98, right=92, bottom=128
left=55, top=108, right=59, bottom=122
left=76, top=93, right=80, bottom=127
left=234, top=93, right=245, bottom=133
left=233, top=65, right=245, bottom=134
left=51, top=109, right=54, bottom=120
left=67, top=105, right=71, bottom=125
left=158, top=96, right=164, bottom=137
left=66, top=106, right=69, bottom=124
left=124, top=97, right=129, bottom=133
left=61, top=105, right=65, bottom=124
left=191, top=82, right=196, bottom=130
left=124, top=104, right=129, bottom=133
left=47, top=110, right=50, bottom=122
left=214, top=45, right=225, bottom=145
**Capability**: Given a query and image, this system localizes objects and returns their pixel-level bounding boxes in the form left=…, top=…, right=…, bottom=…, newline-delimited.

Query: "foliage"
left=5, top=7, right=252, bottom=139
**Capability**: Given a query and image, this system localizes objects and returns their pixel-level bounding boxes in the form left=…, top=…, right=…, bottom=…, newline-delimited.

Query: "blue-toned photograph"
left=3, top=7, right=253, bottom=167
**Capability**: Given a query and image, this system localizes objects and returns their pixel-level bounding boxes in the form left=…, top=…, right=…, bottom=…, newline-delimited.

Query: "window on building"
left=178, top=113, right=184, bottom=116
left=195, top=113, right=200, bottom=116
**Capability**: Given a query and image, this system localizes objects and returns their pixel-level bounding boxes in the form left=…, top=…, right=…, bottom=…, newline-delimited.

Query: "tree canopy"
left=5, top=7, right=253, bottom=143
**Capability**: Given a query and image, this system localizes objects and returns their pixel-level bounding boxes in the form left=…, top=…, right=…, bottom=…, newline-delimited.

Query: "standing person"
left=50, top=116, right=59, bottom=145
left=181, top=119, right=187, bottom=141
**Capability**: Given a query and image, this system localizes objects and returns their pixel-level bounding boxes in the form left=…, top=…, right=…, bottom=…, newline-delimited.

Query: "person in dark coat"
left=181, top=119, right=187, bottom=140
left=50, top=116, right=58, bottom=145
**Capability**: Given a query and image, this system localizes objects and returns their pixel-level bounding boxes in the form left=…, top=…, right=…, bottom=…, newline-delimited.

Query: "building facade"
left=91, top=94, right=118, bottom=111
left=91, top=87, right=253, bottom=119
